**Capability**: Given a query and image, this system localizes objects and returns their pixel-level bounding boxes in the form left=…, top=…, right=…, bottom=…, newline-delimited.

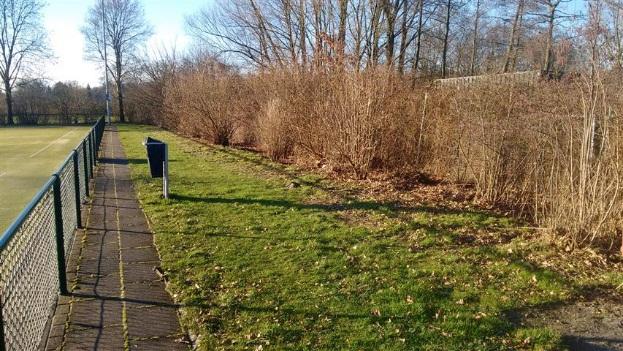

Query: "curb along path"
left=46, top=126, right=188, bottom=350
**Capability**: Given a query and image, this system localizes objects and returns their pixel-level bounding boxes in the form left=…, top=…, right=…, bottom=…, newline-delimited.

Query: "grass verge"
left=118, top=124, right=620, bottom=351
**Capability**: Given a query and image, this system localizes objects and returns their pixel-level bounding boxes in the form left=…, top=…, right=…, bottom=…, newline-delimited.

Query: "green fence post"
left=52, top=174, right=69, bottom=296
left=0, top=300, right=6, bottom=351
left=95, top=128, right=98, bottom=161
left=91, top=130, right=97, bottom=166
left=82, top=141, right=90, bottom=197
left=96, top=118, right=101, bottom=146
left=88, top=133, right=94, bottom=177
left=72, top=151, right=82, bottom=228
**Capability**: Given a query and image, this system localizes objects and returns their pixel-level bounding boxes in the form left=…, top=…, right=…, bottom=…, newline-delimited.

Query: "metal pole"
left=101, top=0, right=111, bottom=124
left=53, top=174, right=69, bottom=296
left=91, top=130, right=97, bottom=166
left=82, top=141, right=90, bottom=197
left=72, top=151, right=82, bottom=228
left=163, top=144, right=169, bottom=199
left=0, top=299, right=6, bottom=351
left=88, top=134, right=94, bottom=177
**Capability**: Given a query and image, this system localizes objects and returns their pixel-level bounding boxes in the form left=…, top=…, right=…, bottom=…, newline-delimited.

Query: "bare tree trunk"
left=398, top=0, right=409, bottom=74
left=412, top=0, right=424, bottom=82
left=251, top=0, right=281, bottom=66
left=384, top=0, right=397, bottom=67
left=542, top=1, right=560, bottom=76
left=353, top=0, right=364, bottom=70
left=4, top=79, right=13, bottom=125
left=615, top=5, right=623, bottom=71
left=283, top=0, right=297, bottom=64
left=312, top=0, right=323, bottom=69
left=503, top=0, right=524, bottom=73
left=588, top=0, right=602, bottom=157
left=338, top=0, right=348, bottom=66
left=115, top=55, right=125, bottom=123
left=469, top=0, right=481, bottom=75
left=299, top=0, right=307, bottom=68
left=442, top=0, right=452, bottom=78
left=371, top=3, right=383, bottom=67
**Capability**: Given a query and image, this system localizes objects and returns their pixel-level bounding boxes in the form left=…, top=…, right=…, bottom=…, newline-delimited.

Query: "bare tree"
left=382, top=0, right=401, bottom=67
left=412, top=0, right=426, bottom=76
left=605, top=0, right=623, bottom=71
left=502, top=0, right=525, bottom=73
left=82, top=0, right=152, bottom=123
left=469, top=0, right=482, bottom=75
left=338, top=0, right=348, bottom=65
left=0, top=0, right=48, bottom=125
left=535, top=0, right=573, bottom=76
left=397, top=0, right=412, bottom=74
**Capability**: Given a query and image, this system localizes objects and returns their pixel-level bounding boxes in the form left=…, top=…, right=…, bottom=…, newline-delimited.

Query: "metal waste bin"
left=143, top=137, right=169, bottom=198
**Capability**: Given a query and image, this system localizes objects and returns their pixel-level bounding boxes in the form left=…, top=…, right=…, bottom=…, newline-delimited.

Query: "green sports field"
left=0, top=126, right=92, bottom=232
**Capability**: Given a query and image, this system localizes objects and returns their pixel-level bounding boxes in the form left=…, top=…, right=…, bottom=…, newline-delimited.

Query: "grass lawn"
left=118, top=124, right=621, bottom=351
left=0, top=126, right=91, bottom=230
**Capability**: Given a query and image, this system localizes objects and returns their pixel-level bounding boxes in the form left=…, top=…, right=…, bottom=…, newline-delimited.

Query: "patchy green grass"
left=117, top=124, right=591, bottom=350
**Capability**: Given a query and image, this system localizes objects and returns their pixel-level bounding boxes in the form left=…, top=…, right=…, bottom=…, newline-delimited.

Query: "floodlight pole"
left=102, top=0, right=111, bottom=124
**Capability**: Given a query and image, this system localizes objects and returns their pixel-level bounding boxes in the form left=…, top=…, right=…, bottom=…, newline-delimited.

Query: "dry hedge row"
left=127, top=67, right=623, bottom=251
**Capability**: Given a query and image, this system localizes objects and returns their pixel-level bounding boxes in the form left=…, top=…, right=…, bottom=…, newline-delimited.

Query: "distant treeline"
left=0, top=81, right=106, bottom=125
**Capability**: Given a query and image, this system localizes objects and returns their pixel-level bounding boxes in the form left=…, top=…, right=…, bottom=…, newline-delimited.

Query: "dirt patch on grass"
left=517, top=290, right=623, bottom=350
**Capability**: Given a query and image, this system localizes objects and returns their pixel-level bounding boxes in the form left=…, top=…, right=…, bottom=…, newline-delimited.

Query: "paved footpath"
left=45, top=126, right=188, bottom=350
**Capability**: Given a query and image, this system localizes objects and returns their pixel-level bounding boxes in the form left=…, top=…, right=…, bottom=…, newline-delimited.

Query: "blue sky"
left=44, top=0, right=211, bottom=86
left=44, top=0, right=586, bottom=87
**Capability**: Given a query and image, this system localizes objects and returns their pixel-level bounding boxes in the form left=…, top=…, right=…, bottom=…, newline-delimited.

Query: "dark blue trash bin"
left=144, top=137, right=166, bottom=178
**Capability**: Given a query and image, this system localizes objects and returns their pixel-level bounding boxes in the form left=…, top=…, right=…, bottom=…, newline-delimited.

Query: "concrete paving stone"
left=83, top=231, right=119, bottom=246
left=115, top=198, right=141, bottom=209
left=73, top=272, right=121, bottom=296
left=79, top=258, right=120, bottom=276
left=69, top=299, right=124, bottom=327
left=64, top=325, right=125, bottom=351
left=81, top=241, right=119, bottom=258
left=46, top=126, right=186, bottom=349
left=125, top=281, right=173, bottom=304
left=120, top=233, right=155, bottom=249
left=122, top=262, right=160, bottom=283
left=126, top=305, right=182, bottom=339
left=121, top=246, right=160, bottom=263
left=129, top=337, right=189, bottom=351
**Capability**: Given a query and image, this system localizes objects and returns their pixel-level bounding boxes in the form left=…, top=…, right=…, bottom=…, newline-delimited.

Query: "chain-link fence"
left=0, top=117, right=105, bottom=350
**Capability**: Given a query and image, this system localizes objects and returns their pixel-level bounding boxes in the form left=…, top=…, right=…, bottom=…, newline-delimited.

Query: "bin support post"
left=163, top=144, right=169, bottom=199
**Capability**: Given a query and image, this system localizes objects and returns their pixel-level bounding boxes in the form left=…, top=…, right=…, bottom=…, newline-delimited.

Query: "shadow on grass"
left=170, top=193, right=504, bottom=227
left=562, top=335, right=623, bottom=351
left=210, top=147, right=354, bottom=195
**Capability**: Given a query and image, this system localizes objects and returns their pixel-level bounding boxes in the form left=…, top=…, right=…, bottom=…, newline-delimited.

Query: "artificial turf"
left=0, top=126, right=91, bottom=231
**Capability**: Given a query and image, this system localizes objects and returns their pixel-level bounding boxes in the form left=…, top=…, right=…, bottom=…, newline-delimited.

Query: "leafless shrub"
left=129, top=52, right=623, bottom=252
left=165, top=59, right=255, bottom=146
left=257, top=98, right=293, bottom=161
left=428, top=75, right=623, bottom=250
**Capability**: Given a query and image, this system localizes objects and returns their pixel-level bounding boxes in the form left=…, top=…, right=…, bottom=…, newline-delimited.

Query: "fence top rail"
left=0, top=117, right=103, bottom=252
